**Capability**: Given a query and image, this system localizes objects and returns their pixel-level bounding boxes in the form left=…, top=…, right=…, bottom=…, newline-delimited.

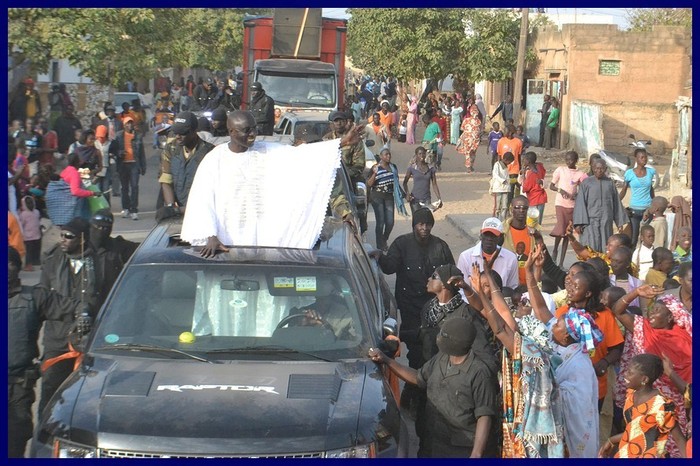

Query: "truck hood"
left=70, top=357, right=380, bottom=455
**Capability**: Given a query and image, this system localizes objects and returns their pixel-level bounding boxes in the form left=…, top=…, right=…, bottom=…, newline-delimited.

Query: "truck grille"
left=100, top=449, right=324, bottom=458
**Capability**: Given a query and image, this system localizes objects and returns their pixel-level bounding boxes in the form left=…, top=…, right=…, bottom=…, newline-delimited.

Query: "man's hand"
left=200, top=235, right=229, bottom=258
left=340, top=124, right=364, bottom=148
left=367, top=248, right=383, bottom=260
left=367, top=347, right=387, bottom=364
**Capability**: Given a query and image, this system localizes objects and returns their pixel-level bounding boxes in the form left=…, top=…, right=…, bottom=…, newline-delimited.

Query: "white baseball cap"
left=481, top=217, right=504, bottom=236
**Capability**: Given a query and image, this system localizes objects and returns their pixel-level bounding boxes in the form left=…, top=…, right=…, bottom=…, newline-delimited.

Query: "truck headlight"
left=52, top=438, right=97, bottom=458
left=326, top=443, right=376, bottom=458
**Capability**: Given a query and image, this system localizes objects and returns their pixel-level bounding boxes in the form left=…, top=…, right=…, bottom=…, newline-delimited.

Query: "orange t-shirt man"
left=497, top=136, right=523, bottom=176
left=555, top=305, right=624, bottom=400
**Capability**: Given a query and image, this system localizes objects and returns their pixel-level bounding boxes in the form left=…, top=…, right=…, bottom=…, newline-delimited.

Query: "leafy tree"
left=8, top=8, right=269, bottom=86
left=626, top=8, right=691, bottom=31
left=347, top=8, right=522, bottom=86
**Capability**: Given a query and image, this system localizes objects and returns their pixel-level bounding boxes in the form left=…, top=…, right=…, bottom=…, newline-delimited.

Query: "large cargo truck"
left=242, top=8, right=347, bottom=113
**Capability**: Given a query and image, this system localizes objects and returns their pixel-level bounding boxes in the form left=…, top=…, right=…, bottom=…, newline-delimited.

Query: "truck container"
left=242, top=8, right=347, bottom=113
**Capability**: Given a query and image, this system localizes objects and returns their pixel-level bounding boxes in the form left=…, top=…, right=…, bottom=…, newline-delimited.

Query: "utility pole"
left=512, top=8, right=529, bottom=127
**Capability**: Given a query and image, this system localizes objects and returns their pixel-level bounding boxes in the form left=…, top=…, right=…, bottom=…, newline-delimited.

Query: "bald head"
left=227, top=110, right=257, bottom=153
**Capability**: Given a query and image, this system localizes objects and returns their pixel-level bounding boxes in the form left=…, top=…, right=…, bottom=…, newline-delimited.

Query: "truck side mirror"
left=354, top=182, right=367, bottom=212
left=382, top=317, right=398, bottom=337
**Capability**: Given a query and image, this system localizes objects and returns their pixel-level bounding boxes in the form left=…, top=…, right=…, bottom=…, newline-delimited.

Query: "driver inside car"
left=289, top=277, right=357, bottom=340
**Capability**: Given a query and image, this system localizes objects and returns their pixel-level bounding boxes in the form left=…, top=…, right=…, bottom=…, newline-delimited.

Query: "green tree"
left=347, top=8, right=521, bottom=85
left=8, top=8, right=268, bottom=86
left=626, top=8, right=692, bottom=31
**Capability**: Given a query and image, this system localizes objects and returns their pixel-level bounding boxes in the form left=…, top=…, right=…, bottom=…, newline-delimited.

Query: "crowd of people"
left=7, top=74, right=693, bottom=459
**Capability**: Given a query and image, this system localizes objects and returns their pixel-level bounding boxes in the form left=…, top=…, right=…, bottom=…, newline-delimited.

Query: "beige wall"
left=532, top=24, right=691, bottom=155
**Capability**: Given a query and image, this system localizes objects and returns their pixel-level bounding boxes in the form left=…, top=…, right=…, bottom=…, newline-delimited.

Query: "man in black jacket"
left=249, top=81, right=275, bottom=136
left=38, top=217, right=122, bottom=415
left=373, top=208, right=455, bottom=369
left=89, top=209, right=139, bottom=266
left=8, top=246, right=88, bottom=457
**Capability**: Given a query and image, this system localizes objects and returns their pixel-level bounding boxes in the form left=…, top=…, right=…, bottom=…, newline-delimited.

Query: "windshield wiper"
left=206, top=345, right=333, bottom=362
left=93, top=343, right=217, bottom=364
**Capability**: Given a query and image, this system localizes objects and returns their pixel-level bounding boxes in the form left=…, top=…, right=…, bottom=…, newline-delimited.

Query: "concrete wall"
left=531, top=23, right=691, bottom=155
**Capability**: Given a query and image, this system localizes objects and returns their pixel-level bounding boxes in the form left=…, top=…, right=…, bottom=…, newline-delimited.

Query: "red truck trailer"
left=241, top=8, right=347, bottom=113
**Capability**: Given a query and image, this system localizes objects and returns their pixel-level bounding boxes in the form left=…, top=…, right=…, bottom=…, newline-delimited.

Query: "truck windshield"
left=257, top=73, right=336, bottom=109
left=91, top=264, right=366, bottom=358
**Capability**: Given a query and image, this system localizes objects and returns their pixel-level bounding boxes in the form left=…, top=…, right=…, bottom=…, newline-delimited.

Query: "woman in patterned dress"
left=455, top=101, right=482, bottom=173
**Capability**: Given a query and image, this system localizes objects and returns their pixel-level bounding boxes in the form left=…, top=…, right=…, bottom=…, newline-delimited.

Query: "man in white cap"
left=457, top=217, right=519, bottom=290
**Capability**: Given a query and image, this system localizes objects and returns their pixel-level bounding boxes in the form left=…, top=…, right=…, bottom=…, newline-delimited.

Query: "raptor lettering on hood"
left=157, top=384, right=279, bottom=394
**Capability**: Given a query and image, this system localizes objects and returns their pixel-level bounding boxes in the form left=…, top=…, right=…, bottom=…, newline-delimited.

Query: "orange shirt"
left=510, top=226, right=531, bottom=285
left=555, top=305, right=624, bottom=399
left=8, top=212, right=25, bottom=260
left=379, top=111, right=393, bottom=131
left=497, top=137, right=523, bottom=175
left=122, top=131, right=135, bottom=162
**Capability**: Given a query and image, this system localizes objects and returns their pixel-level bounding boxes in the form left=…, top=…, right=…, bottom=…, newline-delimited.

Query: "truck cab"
left=242, top=9, right=346, bottom=114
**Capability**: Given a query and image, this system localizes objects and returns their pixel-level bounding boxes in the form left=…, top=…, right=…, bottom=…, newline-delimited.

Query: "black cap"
left=62, top=217, right=90, bottom=237
left=328, top=110, right=348, bottom=122
left=211, top=108, right=227, bottom=122
left=104, top=104, right=116, bottom=112
left=250, top=81, right=263, bottom=90
left=171, top=111, right=198, bottom=135
left=412, top=208, right=435, bottom=227
left=435, top=264, right=463, bottom=294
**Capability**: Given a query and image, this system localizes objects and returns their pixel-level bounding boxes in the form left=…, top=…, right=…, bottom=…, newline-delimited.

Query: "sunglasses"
left=60, top=232, right=77, bottom=240
left=430, top=272, right=441, bottom=280
left=91, top=215, right=113, bottom=224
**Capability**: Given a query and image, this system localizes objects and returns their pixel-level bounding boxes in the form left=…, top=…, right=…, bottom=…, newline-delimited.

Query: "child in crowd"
left=645, top=247, right=675, bottom=289
left=599, top=353, right=687, bottom=458
left=671, top=226, right=691, bottom=276
left=515, top=125, right=530, bottom=150
left=549, top=150, right=587, bottom=267
left=489, top=151, right=512, bottom=221
left=12, top=139, right=30, bottom=196
left=18, top=195, right=41, bottom=271
left=643, top=196, right=669, bottom=248
left=520, top=151, right=547, bottom=225
left=487, top=121, right=502, bottom=168
left=398, top=117, right=407, bottom=143
left=632, top=225, right=655, bottom=281
left=609, top=246, right=643, bottom=308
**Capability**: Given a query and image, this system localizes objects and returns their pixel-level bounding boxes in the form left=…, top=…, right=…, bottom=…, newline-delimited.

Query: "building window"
left=599, top=60, right=621, bottom=76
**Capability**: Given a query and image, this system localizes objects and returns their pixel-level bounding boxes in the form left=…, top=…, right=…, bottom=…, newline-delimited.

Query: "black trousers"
left=38, top=355, right=74, bottom=417
left=8, top=381, right=36, bottom=458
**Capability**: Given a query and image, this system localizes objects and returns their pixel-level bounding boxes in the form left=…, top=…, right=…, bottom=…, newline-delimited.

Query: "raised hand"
left=470, top=262, right=483, bottom=294
left=636, top=284, right=664, bottom=299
